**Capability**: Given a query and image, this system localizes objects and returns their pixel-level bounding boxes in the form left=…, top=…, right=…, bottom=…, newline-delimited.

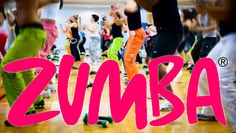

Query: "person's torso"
left=219, top=0, right=236, bottom=37
left=111, top=23, right=123, bottom=38
left=103, top=29, right=111, bottom=40
left=16, top=0, right=41, bottom=26
left=89, top=23, right=100, bottom=37
left=125, top=7, right=142, bottom=31
left=152, top=0, right=183, bottom=34
left=71, top=27, right=79, bottom=38
left=199, top=13, right=217, bottom=38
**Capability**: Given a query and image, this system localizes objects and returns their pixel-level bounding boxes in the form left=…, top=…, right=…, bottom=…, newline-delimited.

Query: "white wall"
left=1, top=6, right=147, bottom=50
left=55, top=6, right=111, bottom=50
left=56, top=6, right=147, bottom=50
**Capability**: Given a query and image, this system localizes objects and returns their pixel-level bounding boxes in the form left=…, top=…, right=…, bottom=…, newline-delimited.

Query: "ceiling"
left=64, top=0, right=196, bottom=7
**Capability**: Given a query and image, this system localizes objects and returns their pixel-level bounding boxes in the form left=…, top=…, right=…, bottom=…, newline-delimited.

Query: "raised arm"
left=193, top=17, right=217, bottom=32
left=0, top=0, right=5, bottom=25
left=199, top=0, right=232, bottom=21
left=113, top=11, right=127, bottom=26
left=6, top=9, right=16, bottom=26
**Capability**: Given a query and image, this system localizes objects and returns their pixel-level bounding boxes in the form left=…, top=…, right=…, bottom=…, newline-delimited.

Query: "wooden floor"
left=0, top=55, right=233, bottom=133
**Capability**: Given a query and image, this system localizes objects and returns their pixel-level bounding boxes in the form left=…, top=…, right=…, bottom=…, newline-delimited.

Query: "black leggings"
left=79, top=37, right=86, bottom=53
left=70, top=37, right=81, bottom=61
left=101, top=40, right=112, bottom=52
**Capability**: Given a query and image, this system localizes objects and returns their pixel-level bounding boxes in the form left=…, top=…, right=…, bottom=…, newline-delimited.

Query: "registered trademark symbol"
left=218, top=57, right=228, bottom=67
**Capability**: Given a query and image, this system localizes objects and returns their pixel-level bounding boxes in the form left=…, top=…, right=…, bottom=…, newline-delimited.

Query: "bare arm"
left=106, top=28, right=110, bottom=36
left=104, top=19, right=114, bottom=30
left=86, top=24, right=97, bottom=34
left=202, top=0, right=232, bottom=21
left=6, top=10, right=16, bottom=26
left=113, top=11, right=127, bottom=26
left=194, top=17, right=217, bottom=32
left=0, top=0, right=5, bottom=25
left=0, top=0, right=5, bottom=18
left=60, top=24, right=67, bottom=33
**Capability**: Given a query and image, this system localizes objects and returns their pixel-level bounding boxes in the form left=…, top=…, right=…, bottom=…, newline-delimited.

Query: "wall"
left=1, top=5, right=147, bottom=50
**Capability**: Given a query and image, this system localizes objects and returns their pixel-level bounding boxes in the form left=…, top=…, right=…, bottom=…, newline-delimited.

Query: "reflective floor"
left=0, top=55, right=233, bottom=133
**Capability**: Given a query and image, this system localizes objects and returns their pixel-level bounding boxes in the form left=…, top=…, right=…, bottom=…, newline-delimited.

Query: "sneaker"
left=124, top=79, right=129, bottom=85
left=183, top=62, right=191, bottom=68
left=197, top=114, right=216, bottom=121
left=147, top=95, right=164, bottom=100
left=48, top=83, right=56, bottom=92
left=159, top=95, right=164, bottom=100
left=87, top=83, right=93, bottom=88
left=143, top=65, right=148, bottom=69
left=187, top=64, right=194, bottom=71
left=102, top=54, right=107, bottom=57
left=4, top=111, right=36, bottom=127
left=145, top=71, right=149, bottom=75
left=160, top=100, right=173, bottom=111
left=34, top=100, right=45, bottom=109
left=90, top=71, right=97, bottom=75
left=41, top=89, right=51, bottom=99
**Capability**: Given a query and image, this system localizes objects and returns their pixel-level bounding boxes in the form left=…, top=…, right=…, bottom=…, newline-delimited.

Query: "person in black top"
left=128, top=0, right=183, bottom=111
left=178, top=9, right=197, bottom=71
left=69, top=15, right=81, bottom=62
left=196, top=0, right=236, bottom=132
left=124, top=0, right=146, bottom=82
left=106, top=5, right=127, bottom=62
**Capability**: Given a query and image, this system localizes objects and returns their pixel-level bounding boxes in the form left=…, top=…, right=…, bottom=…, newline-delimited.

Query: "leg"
left=79, top=37, right=86, bottom=53
left=198, top=38, right=224, bottom=118
left=70, top=38, right=81, bottom=61
left=200, top=37, right=217, bottom=58
left=91, top=37, right=101, bottom=64
left=148, top=32, right=181, bottom=110
left=217, top=35, right=236, bottom=132
left=108, top=38, right=124, bottom=62
left=21, top=71, right=44, bottom=104
left=89, top=39, right=95, bottom=64
left=191, top=38, right=202, bottom=64
left=1, top=28, right=46, bottom=112
left=124, top=29, right=146, bottom=80
left=37, top=24, right=58, bottom=59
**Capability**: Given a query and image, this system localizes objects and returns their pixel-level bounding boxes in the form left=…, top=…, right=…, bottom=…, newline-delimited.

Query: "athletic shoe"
left=147, top=95, right=164, bottom=100
left=143, top=65, right=148, bottom=69
left=187, top=64, right=194, bottom=71
left=4, top=111, right=36, bottom=127
left=34, top=100, right=45, bottom=109
left=160, top=100, right=173, bottom=111
left=124, top=79, right=129, bottom=85
left=90, top=71, right=97, bottom=75
left=87, top=83, right=93, bottom=88
left=102, top=54, right=107, bottom=57
left=48, top=83, right=56, bottom=92
left=197, top=114, right=216, bottom=121
left=183, top=62, right=191, bottom=68
left=41, top=89, right=51, bottom=99
left=159, top=95, right=164, bottom=100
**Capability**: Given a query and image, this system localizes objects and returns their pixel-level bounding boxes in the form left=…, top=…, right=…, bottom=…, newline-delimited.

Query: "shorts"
left=149, top=31, right=182, bottom=58
left=200, top=37, right=218, bottom=57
